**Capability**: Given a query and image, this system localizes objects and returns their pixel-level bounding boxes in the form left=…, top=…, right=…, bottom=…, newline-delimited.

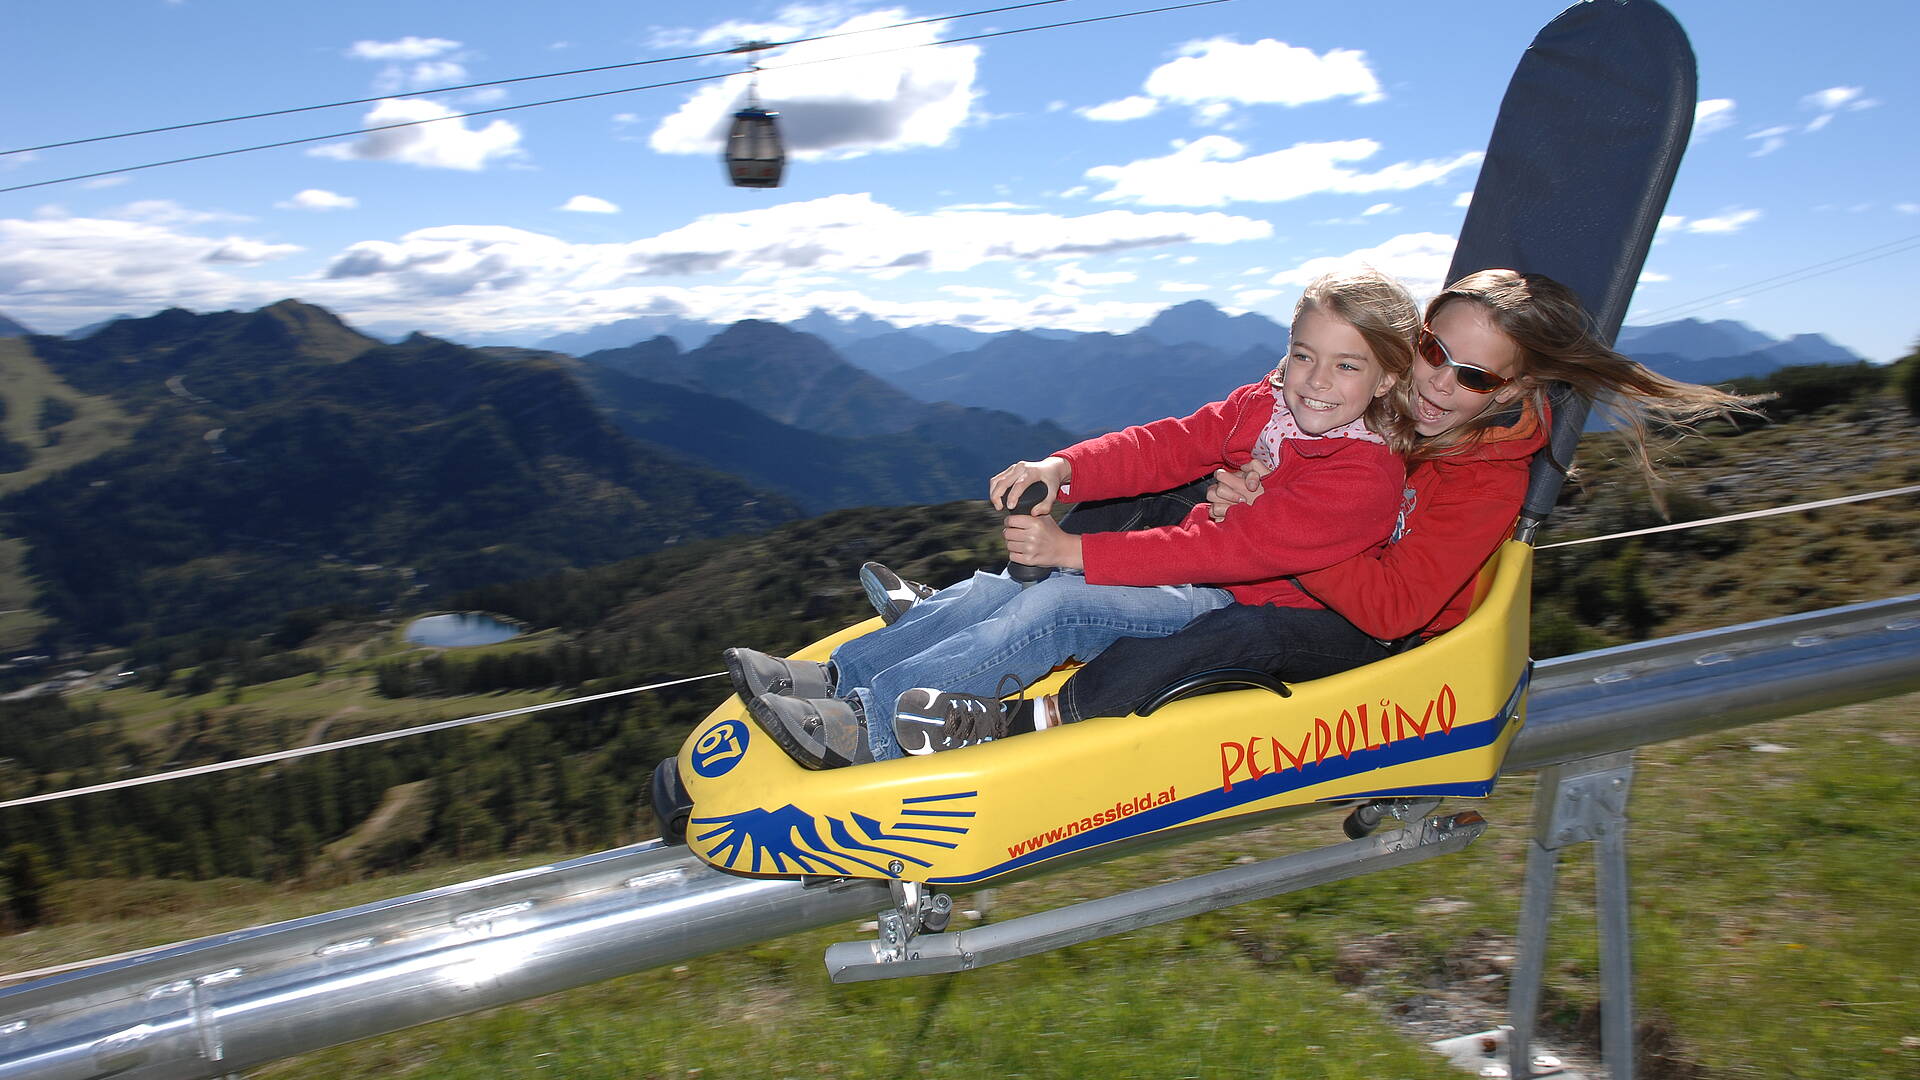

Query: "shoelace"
left=940, top=673, right=1028, bottom=744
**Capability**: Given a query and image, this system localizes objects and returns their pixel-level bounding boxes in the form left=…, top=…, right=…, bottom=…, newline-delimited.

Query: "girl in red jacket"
left=726, top=269, right=1419, bottom=768
left=958, top=269, right=1763, bottom=734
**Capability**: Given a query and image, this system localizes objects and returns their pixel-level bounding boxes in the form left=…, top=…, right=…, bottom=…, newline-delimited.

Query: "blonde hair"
left=1291, top=268, right=1419, bottom=454
left=1412, top=269, right=1766, bottom=503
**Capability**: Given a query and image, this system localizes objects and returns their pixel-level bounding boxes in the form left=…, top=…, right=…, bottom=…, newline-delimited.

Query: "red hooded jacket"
left=1056, top=381, right=1404, bottom=608
left=1292, top=402, right=1549, bottom=640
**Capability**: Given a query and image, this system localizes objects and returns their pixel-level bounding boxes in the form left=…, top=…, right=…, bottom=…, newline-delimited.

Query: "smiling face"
left=1410, top=300, right=1526, bottom=437
left=1282, top=308, right=1398, bottom=436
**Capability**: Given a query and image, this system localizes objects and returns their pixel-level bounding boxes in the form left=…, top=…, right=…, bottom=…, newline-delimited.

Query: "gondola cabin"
left=725, top=106, right=784, bottom=188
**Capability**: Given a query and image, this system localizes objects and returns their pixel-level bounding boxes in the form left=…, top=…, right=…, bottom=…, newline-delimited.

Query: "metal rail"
left=2, top=594, right=1916, bottom=1079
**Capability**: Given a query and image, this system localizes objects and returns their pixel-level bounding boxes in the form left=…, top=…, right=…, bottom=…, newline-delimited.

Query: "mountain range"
left=0, top=295, right=1880, bottom=648
left=0, top=301, right=1070, bottom=645
left=535, top=302, right=1869, bottom=433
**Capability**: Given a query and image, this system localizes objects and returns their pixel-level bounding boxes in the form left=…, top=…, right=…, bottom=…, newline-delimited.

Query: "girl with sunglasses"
left=873, top=268, right=1761, bottom=745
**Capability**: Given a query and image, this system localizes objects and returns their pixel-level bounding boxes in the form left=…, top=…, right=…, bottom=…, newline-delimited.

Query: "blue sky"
left=2, top=0, right=1915, bottom=359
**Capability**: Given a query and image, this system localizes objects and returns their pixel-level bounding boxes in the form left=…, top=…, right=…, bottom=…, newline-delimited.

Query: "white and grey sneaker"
left=724, top=647, right=833, bottom=703
left=893, top=687, right=1015, bottom=756
left=860, top=561, right=936, bottom=625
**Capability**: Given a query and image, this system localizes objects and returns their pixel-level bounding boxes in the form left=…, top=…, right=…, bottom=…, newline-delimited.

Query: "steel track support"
left=826, top=810, right=1488, bottom=982
left=1508, top=751, right=1636, bottom=1080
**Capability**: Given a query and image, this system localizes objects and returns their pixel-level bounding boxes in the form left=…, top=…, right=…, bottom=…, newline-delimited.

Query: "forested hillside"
left=0, top=302, right=1077, bottom=649
left=2, top=308, right=800, bottom=645
left=3, top=361, right=1915, bottom=927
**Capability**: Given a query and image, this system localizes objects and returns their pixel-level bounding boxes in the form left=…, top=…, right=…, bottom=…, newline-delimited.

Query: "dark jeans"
left=1056, top=604, right=1392, bottom=723
left=1047, top=478, right=1391, bottom=721
left=1058, top=477, right=1212, bottom=536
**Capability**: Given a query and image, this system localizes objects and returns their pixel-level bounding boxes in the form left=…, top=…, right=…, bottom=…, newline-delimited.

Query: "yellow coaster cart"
left=667, top=542, right=1531, bottom=888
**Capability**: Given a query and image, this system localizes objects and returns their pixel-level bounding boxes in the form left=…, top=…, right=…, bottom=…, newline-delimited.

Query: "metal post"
left=1595, top=788, right=1636, bottom=1078
left=1508, top=823, right=1559, bottom=1077
left=1508, top=751, right=1636, bottom=1080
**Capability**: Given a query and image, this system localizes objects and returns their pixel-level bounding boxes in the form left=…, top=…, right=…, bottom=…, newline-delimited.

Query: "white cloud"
left=1267, top=231, right=1456, bottom=299
left=205, top=238, right=303, bottom=264
left=1693, top=98, right=1735, bottom=136
left=1234, top=288, right=1280, bottom=305
left=347, top=37, right=461, bottom=61
left=1088, top=136, right=1482, bottom=207
left=1656, top=209, right=1760, bottom=238
left=560, top=195, right=620, bottom=214
left=1638, top=270, right=1670, bottom=284
left=0, top=212, right=289, bottom=328
left=312, top=98, right=523, bottom=170
left=3, top=195, right=1275, bottom=341
left=1745, top=125, right=1790, bottom=156
left=1802, top=86, right=1866, bottom=112
left=1194, top=102, right=1235, bottom=128
left=1047, top=262, right=1138, bottom=296
left=938, top=201, right=1037, bottom=211
left=1361, top=203, right=1395, bottom=216
left=117, top=199, right=250, bottom=225
left=1897, top=203, right=1919, bottom=216
left=373, top=59, right=470, bottom=95
left=1796, top=85, right=1879, bottom=137
left=1453, top=191, right=1472, bottom=208
left=651, top=13, right=978, bottom=160
left=279, top=189, right=358, bottom=211
left=1079, top=96, right=1160, bottom=123
left=1683, top=208, right=1761, bottom=234
left=1144, top=38, right=1382, bottom=108
left=297, top=194, right=1269, bottom=335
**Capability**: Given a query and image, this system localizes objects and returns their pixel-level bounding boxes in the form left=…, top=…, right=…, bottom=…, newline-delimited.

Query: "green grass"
left=7, top=692, right=1914, bottom=1079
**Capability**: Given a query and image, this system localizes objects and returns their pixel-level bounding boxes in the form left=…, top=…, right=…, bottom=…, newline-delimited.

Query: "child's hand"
left=1004, top=512, right=1084, bottom=570
left=1206, top=462, right=1271, bottom=522
left=989, top=457, right=1070, bottom=513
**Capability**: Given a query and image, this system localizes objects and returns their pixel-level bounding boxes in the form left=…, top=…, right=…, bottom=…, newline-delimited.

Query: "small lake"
left=404, top=613, right=525, bottom=648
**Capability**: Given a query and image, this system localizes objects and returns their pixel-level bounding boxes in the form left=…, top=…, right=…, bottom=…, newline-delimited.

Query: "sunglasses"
left=1417, top=327, right=1512, bottom=394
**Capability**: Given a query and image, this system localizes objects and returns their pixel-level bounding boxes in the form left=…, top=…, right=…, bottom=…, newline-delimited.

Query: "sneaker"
left=745, top=693, right=874, bottom=770
left=860, top=561, right=936, bottom=625
left=724, top=647, right=833, bottom=703
left=893, top=687, right=1015, bottom=756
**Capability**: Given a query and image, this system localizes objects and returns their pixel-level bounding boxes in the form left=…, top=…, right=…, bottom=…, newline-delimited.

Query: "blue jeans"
left=829, top=570, right=1234, bottom=760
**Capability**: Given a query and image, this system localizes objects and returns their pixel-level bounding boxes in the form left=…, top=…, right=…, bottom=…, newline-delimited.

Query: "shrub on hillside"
left=1891, top=343, right=1920, bottom=418
left=1731, top=362, right=1887, bottom=421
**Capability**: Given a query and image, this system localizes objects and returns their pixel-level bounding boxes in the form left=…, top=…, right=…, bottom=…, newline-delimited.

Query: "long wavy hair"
left=1290, top=268, right=1420, bottom=455
left=1410, top=269, right=1766, bottom=503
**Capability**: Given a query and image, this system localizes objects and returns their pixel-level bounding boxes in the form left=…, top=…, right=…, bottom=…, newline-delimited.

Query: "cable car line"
left=1535, top=484, right=1920, bottom=550
left=0, top=0, right=1232, bottom=195
left=0, top=671, right=728, bottom=811
left=0, top=0, right=1073, bottom=158
left=0, top=69, right=737, bottom=195
left=1628, top=231, right=1920, bottom=324
left=2, top=479, right=1908, bottom=812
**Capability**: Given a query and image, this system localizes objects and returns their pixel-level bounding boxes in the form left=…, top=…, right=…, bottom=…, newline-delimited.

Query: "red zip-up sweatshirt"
left=1055, top=381, right=1404, bottom=608
left=1292, top=402, right=1549, bottom=640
